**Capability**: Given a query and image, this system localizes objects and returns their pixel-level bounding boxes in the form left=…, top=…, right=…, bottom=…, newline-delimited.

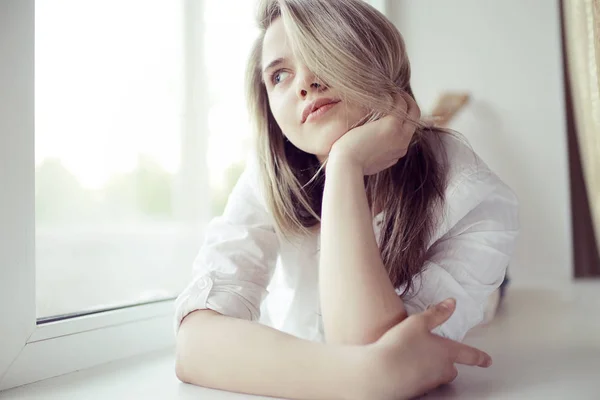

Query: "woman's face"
left=261, top=18, right=368, bottom=161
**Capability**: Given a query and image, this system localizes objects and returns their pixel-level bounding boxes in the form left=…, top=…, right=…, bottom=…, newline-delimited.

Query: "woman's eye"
left=272, top=70, right=289, bottom=85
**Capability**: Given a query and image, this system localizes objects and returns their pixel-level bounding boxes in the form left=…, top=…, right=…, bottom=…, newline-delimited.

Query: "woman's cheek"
left=270, top=109, right=290, bottom=136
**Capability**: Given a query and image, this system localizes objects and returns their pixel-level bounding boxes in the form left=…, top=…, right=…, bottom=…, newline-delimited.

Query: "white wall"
left=390, top=0, right=572, bottom=283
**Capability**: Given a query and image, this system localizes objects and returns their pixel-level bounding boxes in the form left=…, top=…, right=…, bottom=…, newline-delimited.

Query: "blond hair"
left=245, top=0, right=448, bottom=296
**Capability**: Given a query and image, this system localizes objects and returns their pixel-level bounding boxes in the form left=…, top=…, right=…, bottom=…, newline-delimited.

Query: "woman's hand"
left=355, top=298, right=492, bottom=400
left=328, top=93, right=420, bottom=176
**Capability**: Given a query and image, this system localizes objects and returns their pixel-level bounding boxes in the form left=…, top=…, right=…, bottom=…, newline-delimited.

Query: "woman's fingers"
left=445, top=339, right=492, bottom=367
left=443, top=365, right=459, bottom=384
left=418, top=297, right=492, bottom=368
left=392, top=92, right=408, bottom=113
left=389, top=91, right=420, bottom=124
left=404, top=94, right=421, bottom=124
left=419, top=298, right=456, bottom=331
left=432, top=365, right=459, bottom=391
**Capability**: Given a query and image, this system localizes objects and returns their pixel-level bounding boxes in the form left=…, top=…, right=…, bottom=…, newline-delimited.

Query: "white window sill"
left=1, top=281, right=599, bottom=400
left=0, top=349, right=275, bottom=400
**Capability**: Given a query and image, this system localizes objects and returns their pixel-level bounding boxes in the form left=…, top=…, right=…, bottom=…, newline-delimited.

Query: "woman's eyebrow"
left=262, top=57, right=287, bottom=76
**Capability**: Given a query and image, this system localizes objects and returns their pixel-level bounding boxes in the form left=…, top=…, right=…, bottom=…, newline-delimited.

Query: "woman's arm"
left=176, top=310, right=364, bottom=400
left=319, top=155, right=406, bottom=345
left=176, top=301, right=492, bottom=400
left=318, top=95, right=419, bottom=346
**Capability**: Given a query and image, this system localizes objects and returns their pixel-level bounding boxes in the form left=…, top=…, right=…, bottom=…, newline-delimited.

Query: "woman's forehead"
left=261, top=18, right=293, bottom=67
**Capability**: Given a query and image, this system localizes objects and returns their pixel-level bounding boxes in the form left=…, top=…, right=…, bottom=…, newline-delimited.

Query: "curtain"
left=563, top=0, right=600, bottom=255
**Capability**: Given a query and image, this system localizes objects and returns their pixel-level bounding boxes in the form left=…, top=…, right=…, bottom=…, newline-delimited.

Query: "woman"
left=175, top=0, right=519, bottom=398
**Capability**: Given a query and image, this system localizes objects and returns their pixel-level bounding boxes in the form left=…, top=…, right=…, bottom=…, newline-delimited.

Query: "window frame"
left=0, top=0, right=209, bottom=390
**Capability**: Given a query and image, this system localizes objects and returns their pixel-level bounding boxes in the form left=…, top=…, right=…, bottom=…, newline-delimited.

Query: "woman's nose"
left=296, top=67, right=326, bottom=98
left=298, top=82, right=323, bottom=98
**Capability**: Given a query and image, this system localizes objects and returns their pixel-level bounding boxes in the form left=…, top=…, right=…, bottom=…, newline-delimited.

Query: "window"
left=1, top=0, right=259, bottom=389
left=34, top=0, right=194, bottom=320
left=34, top=0, right=258, bottom=321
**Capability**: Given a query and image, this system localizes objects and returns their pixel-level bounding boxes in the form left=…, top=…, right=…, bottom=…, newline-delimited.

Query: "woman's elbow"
left=175, top=353, right=188, bottom=383
left=174, top=310, right=221, bottom=384
left=175, top=326, right=193, bottom=383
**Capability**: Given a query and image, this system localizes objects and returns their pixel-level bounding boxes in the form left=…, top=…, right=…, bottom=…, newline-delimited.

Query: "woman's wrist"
left=326, top=148, right=363, bottom=178
left=313, top=342, right=371, bottom=400
left=337, top=345, right=377, bottom=400
left=342, top=344, right=408, bottom=400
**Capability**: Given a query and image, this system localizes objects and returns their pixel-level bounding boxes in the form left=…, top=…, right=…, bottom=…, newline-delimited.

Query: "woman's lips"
left=305, top=101, right=339, bottom=123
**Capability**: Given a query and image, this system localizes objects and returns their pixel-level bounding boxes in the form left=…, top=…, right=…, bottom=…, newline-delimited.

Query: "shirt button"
left=197, top=277, right=209, bottom=290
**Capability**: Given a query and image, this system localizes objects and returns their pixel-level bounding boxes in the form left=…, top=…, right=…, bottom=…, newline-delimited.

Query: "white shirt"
left=174, top=134, right=520, bottom=342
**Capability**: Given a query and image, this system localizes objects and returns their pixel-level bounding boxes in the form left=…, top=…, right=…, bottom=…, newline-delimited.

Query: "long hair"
left=245, top=0, right=449, bottom=296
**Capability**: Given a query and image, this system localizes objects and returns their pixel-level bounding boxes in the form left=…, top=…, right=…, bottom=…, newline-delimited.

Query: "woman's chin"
left=307, top=141, right=338, bottom=162
left=288, top=125, right=348, bottom=159
left=312, top=128, right=347, bottom=155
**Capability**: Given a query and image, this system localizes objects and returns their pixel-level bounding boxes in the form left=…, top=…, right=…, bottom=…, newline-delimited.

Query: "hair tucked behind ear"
left=246, top=0, right=450, bottom=297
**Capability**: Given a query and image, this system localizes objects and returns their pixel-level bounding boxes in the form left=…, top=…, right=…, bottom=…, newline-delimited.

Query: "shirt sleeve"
left=402, top=168, right=520, bottom=342
left=174, top=160, right=279, bottom=334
